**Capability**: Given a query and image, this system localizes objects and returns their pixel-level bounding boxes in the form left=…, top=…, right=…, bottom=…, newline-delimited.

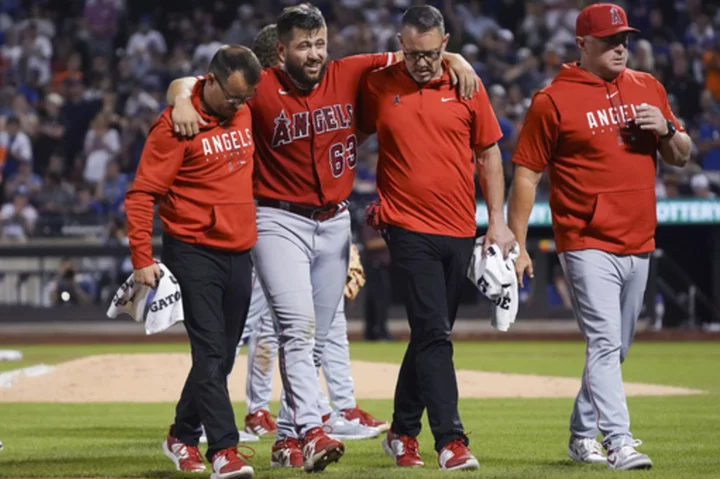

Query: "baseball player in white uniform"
left=240, top=250, right=387, bottom=440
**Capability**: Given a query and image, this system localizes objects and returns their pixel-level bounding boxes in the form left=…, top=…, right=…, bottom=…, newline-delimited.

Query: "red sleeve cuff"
left=131, top=246, right=155, bottom=270
left=512, top=156, right=546, bottom=173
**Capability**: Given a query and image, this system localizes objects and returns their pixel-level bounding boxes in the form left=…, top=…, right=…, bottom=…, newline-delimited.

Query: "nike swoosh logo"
left=278, top=89, right=289, bottom=95
left=441, top=97, right=455, bottom=102
left=606, top=92, right=619, bottom=99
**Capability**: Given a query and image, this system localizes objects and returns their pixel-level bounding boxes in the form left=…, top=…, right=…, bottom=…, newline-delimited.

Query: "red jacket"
left=512, top=64, right=684, bottom=254
left=125, top=79, right=256, bottom=268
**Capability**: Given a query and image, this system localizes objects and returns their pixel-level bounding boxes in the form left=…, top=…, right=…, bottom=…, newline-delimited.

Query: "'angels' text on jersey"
left=271, top=104, right=354, bottom=148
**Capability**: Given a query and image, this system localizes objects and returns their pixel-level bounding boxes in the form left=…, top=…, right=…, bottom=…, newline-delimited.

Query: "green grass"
left=350, top=341, right=720, bottom=393
left=0, top=341, right=719, bottom=478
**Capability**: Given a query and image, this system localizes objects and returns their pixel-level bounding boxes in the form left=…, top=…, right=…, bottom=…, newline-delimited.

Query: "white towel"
left=467, top=236, right=520, bottom=332
left=106, top=262, right=184, bottom=335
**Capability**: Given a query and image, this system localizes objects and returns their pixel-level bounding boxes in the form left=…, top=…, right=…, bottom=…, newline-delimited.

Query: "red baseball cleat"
left=382, top=430, right=424, bottom=467
left=302, top=426, right=345, bottom=472
left=438, top=439, right=479, bottom=471
left=244, top=409, right=277, bottom=436
left=210, top=446, right=255, bottom=479
left=271, top=437, right=304, bottom=468
left=162, top=426, right=206, bottom=473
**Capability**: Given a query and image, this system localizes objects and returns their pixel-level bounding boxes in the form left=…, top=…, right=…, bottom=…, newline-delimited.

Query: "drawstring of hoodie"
left=604, top=81, right=628, bottom=129
left=604, top=80, right=637, bottom=146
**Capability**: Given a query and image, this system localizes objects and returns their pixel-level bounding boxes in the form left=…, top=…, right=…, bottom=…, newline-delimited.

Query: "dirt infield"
left=0, top=354, right=704, bottom=402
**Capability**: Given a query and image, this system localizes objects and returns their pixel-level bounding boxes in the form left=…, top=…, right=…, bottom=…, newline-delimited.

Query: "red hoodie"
left=512, top=63, right=683, bottom=255
left=125, top=78, right=256, bottom=268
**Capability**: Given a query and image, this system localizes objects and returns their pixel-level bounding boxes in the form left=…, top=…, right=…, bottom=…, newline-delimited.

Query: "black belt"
left=256, top=198, right=348, bottom=222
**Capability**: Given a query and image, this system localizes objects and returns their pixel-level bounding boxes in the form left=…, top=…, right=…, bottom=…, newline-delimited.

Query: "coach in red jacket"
left=508, top=3, right=690, bottom=471
left=125, top=45, right=261, bottom=479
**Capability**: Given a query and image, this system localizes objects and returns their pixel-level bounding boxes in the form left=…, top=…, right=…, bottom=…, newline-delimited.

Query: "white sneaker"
left=607, top=439, right=653, bottom=470
left=238, top=431, right=260, bottom=443
left=199, top=426, right=260, bottom=444
left=568, top=436, right=606, bottom=464
left=322, top=411, right=379, bottom=440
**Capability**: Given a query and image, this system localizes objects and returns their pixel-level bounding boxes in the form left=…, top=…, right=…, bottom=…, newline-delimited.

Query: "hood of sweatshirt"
left=552, top=62, right=630, bottom=126
left=552, top=62, right=627, bottom=87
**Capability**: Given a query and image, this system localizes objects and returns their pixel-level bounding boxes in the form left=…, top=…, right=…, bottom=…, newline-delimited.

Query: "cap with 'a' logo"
left=575, top=3, right=639, bottom=38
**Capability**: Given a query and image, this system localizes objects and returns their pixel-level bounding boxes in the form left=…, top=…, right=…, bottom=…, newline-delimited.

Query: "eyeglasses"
left=598, top=32, right=630, bottom=48
left=215, top=75, right=256, bottom=105
left=404, top=49, right=443, bottom=63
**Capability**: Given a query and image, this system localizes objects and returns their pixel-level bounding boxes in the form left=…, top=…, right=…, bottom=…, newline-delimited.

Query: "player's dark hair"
left=401, top=5, right=445, bottom=35
left=253, top=24, right=280, bottom=68
left=277, top=4, right=326, bottom=43
left=208, top=45, right=262, bottom=86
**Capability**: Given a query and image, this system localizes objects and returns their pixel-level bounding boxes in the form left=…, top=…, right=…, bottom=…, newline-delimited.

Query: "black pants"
left=161, top=233, right=252, bottom=461
left=386, top=225, right=474, bottom=452
left=364, top=261, right=391, bottom=340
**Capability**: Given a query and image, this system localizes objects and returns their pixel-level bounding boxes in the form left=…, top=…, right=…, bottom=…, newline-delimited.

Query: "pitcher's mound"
left=0, top=353, right=703, bottom=403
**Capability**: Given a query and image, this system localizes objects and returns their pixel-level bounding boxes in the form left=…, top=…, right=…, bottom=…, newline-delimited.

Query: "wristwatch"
left=659, top=120, right=676, bottom=140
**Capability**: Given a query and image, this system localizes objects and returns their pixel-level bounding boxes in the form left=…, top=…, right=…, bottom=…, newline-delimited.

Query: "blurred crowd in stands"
left=0, top=0, right=718, bottom=318
left=0, top=0, right=719, bottom=245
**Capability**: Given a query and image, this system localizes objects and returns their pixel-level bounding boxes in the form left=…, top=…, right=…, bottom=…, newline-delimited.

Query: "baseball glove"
left=344, top=243, right=366, bottom=300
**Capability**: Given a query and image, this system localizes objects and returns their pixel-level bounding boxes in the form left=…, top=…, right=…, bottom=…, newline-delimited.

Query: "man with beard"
left=166, top=4, right=477, bottom=472
left=238, top=22, right=388, bottom=446
left=196, top=23, right=386, bottom=460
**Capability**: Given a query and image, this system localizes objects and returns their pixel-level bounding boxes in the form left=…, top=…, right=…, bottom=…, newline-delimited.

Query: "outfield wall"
left=2, top=220, right=720, bottom=329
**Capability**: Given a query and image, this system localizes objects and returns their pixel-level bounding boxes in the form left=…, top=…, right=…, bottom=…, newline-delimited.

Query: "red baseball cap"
left=576, top=3, right=639, bottom=38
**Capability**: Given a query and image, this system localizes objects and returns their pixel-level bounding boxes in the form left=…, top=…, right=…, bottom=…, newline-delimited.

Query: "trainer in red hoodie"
left=507, top=3, right=691, bottom=471
left=125, top=46, right=264, bottom=478
left=126, top=77, right=257, bottom=272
